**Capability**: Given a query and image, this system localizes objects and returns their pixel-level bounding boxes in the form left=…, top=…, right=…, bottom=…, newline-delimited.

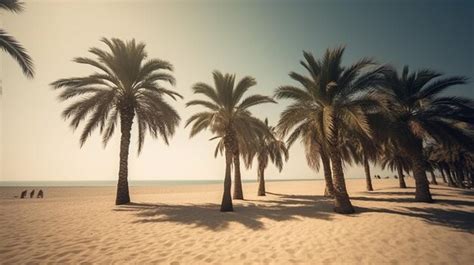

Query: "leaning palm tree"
left=185, top=71, right=274, bottom=211
left=246, top=118, right=289, bottom=196
left=383, top=66, right=472, bottom=201
left=276, top=47, right=389, bottom=213
left=0, top=0, right=34, bottom=78
left=51, top=38, right=181, bottom=205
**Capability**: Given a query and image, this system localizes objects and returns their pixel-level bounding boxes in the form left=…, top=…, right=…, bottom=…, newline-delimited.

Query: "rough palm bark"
left=329, top=144, right=354, bottom=213
left=411, top=141, right=433, bottom=202
left=363, top=156, right=374, bottom=191
left=321, top=152, right=335, bottom=197
left=445, top=166, right=456, bottom=187
left=221, top=134, right=234, bottom=212
left=455, top=166, right=465, bottom=188
left=439, top=168, right=447, bottom=183
left=397, top=167, right=407, bottom=188
left=115, top=110, right=134, bottom=205
left=257, top=165, right=265, bottom=196
left=429, top=169, right=438, bottom=185
left=233, top=146, right=244, bottom=200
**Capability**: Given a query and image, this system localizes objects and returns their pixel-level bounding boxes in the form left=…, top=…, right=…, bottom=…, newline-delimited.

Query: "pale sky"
left=1, top=0, right=472, bottom=182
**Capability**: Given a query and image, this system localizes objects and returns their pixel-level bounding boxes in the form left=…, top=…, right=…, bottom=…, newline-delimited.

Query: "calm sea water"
left=0, top=178, right=324, bottom=187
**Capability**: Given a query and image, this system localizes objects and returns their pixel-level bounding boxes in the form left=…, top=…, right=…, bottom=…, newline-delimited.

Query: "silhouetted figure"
left=20, top=190, right=27, bottom=199
left=30, top=189, right=35, bottom=198
left=37, top=190, right=44, bottom=198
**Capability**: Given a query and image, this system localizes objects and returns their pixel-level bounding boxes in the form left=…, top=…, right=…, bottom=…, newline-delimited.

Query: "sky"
left=0, top=0, right=473, bottom=182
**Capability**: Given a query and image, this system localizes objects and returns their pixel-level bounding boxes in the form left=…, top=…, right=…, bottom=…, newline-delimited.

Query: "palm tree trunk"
left=411, top=141, right=433, bottom=202
left=363, top=156, right=374, bottom=191
left=321, top=152, right=335, bottom=197
left=445, top=166, right=456, bottom=187
left=257, top=164, right=266, bottom=196
left=429, top=169, right=438, bottom=185
left=455, top=165, right=465, bottom=188
left=221, top=139, right=234, bottom=212
left=329, top=146, right=354, bottom=214
left=439, top=167, right=447, bottom=183
left=397, top=167, right=407, bottom=188
left=233, top=148, right=244, bottom=200
left=468, top=170, right=473, bottom=187
left=115, top=111, right=134, bottom=205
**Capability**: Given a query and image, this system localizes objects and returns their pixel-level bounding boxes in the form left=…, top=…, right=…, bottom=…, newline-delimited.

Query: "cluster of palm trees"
left=276, top=49, right=473, bottom=213
left=49, top=38, right=473, bottom=214
left=2, top=1, right=472, bottom=214
left=426, top=142, right=473, bottom=188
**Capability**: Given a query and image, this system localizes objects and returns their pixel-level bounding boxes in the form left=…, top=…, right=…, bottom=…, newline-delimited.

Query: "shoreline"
left=1, top=178, right=473, bottom=264
left=0, top=177, right=382, bottom=187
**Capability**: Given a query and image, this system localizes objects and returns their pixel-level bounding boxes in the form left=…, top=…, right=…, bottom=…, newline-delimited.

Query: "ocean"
left=0, top=178, right=324, bottom=187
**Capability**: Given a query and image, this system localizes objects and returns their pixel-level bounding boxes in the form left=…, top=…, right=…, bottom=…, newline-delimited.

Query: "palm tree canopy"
left=276, top=47, right=391, bottom=156
left=0, top=0, right=34, bottom=78
left=185, top=71, right=275, bottom=154
left=51, top=38, right=181, bottom=153
left=0, top=0, right=23, bottom=12
left=245, top=118, right=289, bottom=171
left=383, top=66, right=474, bottom=152
left=429, top=140, right=474, bottom=171
left=378, top=142, right=412, bottom=174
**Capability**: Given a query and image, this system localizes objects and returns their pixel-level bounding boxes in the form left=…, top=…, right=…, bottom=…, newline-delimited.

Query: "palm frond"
left=0, top=29, right=34, bottom=78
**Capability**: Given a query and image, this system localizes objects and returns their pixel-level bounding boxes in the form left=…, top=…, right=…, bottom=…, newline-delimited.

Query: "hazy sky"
left=1, top=0, right=472, bottom=182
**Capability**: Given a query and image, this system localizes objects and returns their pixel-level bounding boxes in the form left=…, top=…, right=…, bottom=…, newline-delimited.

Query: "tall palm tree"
left=383, top=66, right=472, bottom=201
left=283, top=119, right=335, bottom=197
left=378, top=142, right=411, bottom=188
left=51, top=38, right=181, bottom=205
left=347, top=138, right=377, bottom=191
left=246, top=118, right=289, bottom=196
left=0, top=0, right=34, bottom=78
left=347, top=112, right=394, bottom=191
left=276, top=48, right=389, bottom=214
left=185, top=71, right=274, bottom=211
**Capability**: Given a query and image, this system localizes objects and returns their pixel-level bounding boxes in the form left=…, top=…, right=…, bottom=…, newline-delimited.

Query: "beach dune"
left=0, top=178, right=473, bottom=264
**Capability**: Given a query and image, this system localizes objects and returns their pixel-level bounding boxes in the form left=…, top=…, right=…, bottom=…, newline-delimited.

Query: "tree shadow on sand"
left=114, top=189, right=474, bottom=233
left=356, top=206, right=474, bottom=233
left=114, top=194, right=335, bottom=231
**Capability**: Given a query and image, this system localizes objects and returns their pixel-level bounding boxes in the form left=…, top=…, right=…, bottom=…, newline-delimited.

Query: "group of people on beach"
left=19, top=189, right=44, bottom=199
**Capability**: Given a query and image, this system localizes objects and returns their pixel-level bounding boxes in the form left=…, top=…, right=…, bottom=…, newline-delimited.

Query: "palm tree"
left=185, top=71, right=274, bottom=211
left=430, top=141, right=474, bottom=188
left=347, top=138, right=377, bottom=191
left=383, top=66, right=472, bottom=201
left=0, top=0, right=34, bottom=78
left=246, top=118, right=289, bottom=196
left=51, top=38, right=181, bottom=205
left=282, top=113, right=335, bottom=197
left=276, top=48, right=389, bottom=214
left=378, top=142, right=411, bottom=188
left=424, top=144, right=438, bottom=185
left=347, top=112, right=395, bottom=192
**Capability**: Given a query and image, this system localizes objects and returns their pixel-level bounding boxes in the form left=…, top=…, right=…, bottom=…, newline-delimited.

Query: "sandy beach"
left=0, top=178, right=473, bottom=264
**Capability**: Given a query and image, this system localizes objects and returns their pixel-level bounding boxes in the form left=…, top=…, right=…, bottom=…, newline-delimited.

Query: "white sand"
left=1, top=178, right=473, bottom=264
